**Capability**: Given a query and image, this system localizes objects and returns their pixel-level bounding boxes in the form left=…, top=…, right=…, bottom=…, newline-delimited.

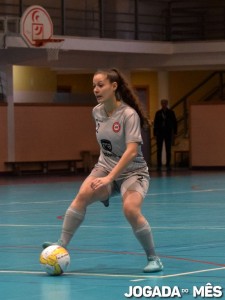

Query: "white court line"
left=0, top=266, right=225, bottom=280
left=159, top=266, right=225, bottom=279
left=0, top=270, right=159, bottom=278
left=0, top=199, right=70, bottom=206
left=0, top=270, right=44, bottom=275
left=0, top=224, right=61, bottom=227
left=1, top=187, right=225, bottom=206
left=0, top=224, right=225, bottom=231
left=148, top=188, right=225, bottom=196
left=131, top=267, right=225, bottom=282
left=1, top=224, right=225, bottom=232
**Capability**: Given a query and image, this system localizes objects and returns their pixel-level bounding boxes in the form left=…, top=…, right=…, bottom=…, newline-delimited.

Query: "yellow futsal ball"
left=40, top=245, right=70, bottom=276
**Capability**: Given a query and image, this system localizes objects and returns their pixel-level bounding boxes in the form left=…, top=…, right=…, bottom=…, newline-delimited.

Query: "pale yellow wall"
left=167, top=70, right=218, bottom=121
left=13, top=67, right=94, bottom=103
left=57, top=74, right=93, bottom=94
left=169, top=70, right=216, bottom=104
left=13, top=66, right=57, bottom=91
left=13, top=68, right=216, bottom=109
left=13, top=66, right=57, bottom=103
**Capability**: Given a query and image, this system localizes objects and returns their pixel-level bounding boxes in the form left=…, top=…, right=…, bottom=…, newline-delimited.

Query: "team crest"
left=112, top=122, right=121, bottom=133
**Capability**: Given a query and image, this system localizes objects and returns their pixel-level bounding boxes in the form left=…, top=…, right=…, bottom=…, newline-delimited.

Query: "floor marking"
left=0, top=199, right=70, bottom=206
left=131, top=278, right=147, bottom=282
left=144, top=188, right=225, bottom=198
left=67, top=272, right=160, bottom=278
left=0, top=270, right=159, bottom=278
left=0, top=270, right=44, bottom=275
left=1, top=187, right=225, bottom=207
left=0, top=224, right=225, bottom=231
left=0, top=224, right=61, bottom=227
left=160, top=266, right=225, bottom=278
left=1, top=266, right=225, bottom=279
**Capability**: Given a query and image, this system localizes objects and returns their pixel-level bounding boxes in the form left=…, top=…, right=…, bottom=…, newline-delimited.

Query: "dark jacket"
left=154, top=108, right=177, bottom=136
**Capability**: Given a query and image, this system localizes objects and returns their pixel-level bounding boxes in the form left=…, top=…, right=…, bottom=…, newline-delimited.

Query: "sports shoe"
left=101, top=199, right=109, bottom=207
left=143, top=256, right=163, bottom=273
left=42, top=239, right=63, bottom=249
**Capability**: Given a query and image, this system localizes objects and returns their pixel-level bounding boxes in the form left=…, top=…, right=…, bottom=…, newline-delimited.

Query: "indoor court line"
left=0, top=224, right=225, bottom=231
left=0, top=199, right=70, bottom=206
left=1, top=266, right=225, bottom=280
left=123, top=187, right=225, bottom=197
left=1, top=186, right=225, bottom=206
left=0, top=269, right=161, bottom=278
left=157, top=266, right=225, bottom=279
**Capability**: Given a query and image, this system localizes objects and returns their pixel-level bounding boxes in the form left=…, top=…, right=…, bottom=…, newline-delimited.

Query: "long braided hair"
left=94, top=68, right=150, bottom=129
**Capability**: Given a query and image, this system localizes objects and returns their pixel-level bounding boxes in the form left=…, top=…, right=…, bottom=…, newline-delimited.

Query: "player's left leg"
left=121, top=176, right=163, bottom=273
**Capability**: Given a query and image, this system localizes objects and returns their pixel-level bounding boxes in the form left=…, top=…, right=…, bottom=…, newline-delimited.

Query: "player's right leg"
left=42, top=175, right=111, bottom=249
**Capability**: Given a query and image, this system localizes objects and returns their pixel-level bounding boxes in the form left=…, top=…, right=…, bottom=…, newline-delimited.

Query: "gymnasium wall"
left=169, top=70, right=214, bottom=103
left=13, top=66, right=214, bottom=108
left=190, top=104, right=225, bottom=167
left=13, top=104, right=99, bottom=161
left=13, top=66, right=57, bottom=103
left=0, top=104, right=8, bottom=171
left=1, top=67, right=222, bottom=172
left=168, top=70, right=215, bottom=119
left=56, top=73, right=93, bottom=94
left=1, top=103, right=100, bottom=172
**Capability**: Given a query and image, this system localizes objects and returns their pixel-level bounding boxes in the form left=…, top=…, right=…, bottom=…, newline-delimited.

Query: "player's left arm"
left=91, top=142, right=138, bottom=190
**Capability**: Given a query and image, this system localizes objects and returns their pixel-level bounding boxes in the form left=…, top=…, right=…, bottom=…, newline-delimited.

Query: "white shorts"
left=89, top=165, right=150, bottom=199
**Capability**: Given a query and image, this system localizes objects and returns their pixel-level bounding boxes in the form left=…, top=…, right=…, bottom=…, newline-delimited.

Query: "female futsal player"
left=43, top=68, right=163, bottom=273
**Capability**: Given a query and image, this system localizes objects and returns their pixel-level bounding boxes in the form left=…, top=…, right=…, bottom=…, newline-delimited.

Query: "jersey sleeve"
left=124, top=112, right=143, bottom=144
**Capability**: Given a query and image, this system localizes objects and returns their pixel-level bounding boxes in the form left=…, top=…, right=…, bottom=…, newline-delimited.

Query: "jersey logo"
left=112, top=122, right=121, bottom=133
left=100, top=139, right=121, bottom=158
left=101, top=139, right=112, bottom=152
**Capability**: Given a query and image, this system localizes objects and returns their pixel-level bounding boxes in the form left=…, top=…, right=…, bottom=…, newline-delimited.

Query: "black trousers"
left=156, top=132, right=173, bottom=168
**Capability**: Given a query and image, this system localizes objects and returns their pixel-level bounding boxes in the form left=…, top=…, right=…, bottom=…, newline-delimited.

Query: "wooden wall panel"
left=14, top=105, right=99, bottom=161
left=190, top=104, right=225, bottom=167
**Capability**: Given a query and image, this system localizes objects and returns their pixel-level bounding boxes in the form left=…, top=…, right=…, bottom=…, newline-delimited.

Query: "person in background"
left=43, top=68, right=163, bottom=273
left=154, top=99, right=177, bottom=171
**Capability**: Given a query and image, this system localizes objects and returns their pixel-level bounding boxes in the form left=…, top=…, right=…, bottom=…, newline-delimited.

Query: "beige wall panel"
left=14, top=105, right=98, bottom=161
left=190, top=104, right=225, bottom=167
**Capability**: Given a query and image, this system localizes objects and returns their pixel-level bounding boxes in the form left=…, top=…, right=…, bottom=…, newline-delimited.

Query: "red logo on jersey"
left=112, top=122, right=121, bottom=133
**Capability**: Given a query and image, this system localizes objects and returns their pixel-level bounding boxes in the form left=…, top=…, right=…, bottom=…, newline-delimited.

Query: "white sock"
left=133, top=222, right=156, bottom=258
left=60, top=207, right=85, bottom=247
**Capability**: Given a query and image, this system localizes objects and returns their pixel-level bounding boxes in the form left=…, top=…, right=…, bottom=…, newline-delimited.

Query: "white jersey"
left=92, top=101, right=148, bottom=176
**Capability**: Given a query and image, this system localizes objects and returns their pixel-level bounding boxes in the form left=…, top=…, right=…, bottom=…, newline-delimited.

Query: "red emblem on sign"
left=112, top=122, right=121, bottom=133
left=20, top=5, right=53, bottom=47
